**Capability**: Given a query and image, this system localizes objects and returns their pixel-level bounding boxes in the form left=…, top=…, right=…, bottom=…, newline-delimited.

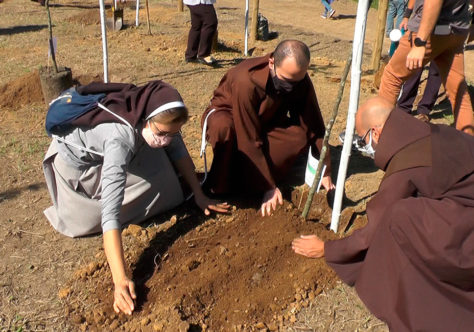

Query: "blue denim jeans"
left=386, top=0, right=406, bottom=36
left=321, top=0, right=333, bottom=15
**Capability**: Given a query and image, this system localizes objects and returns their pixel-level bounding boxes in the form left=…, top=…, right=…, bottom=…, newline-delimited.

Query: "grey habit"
left=43, top=122, right=185, bottom=237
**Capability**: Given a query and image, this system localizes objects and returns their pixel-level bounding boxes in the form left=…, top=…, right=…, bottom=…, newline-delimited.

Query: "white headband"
left=146, top=101, right=186, bottom=120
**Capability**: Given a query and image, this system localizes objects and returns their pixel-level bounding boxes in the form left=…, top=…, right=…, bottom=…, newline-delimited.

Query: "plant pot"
left=39, top=66, right=73, bottom=106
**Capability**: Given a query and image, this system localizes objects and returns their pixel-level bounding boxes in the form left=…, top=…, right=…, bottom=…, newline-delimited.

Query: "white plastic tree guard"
left=244, top=0, right=249, bottom=56
left=330, top=0, right=370, bottom=232
left=99, top=0, right=109, bottom=83
left=136, top=0, right=140, bottom=26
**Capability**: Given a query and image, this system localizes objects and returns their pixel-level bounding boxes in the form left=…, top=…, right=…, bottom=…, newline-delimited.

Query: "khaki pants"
left=379, top=32, right=473, bottom=134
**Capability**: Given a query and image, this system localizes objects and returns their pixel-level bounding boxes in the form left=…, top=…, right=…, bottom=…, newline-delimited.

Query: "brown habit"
left=202, top=54, right=328, bottom=193
left=325, top=110, right=474, bottom=331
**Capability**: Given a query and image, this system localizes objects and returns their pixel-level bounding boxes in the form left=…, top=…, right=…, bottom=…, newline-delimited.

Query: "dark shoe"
left=414, top=113, right=430, bottom=123
left=185, top=57, right=198, bottom=63
left=197, top=56, right=217, bottom=66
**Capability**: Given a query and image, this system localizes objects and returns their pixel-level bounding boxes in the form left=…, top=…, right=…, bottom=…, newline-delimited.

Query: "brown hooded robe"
left=202, top=54, right=329, bottom=193
left=325, top=110, right=474, bottom=331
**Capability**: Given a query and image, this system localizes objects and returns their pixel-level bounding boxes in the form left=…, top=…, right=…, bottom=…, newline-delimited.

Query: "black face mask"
left=271, top=64, right=300, bottom=94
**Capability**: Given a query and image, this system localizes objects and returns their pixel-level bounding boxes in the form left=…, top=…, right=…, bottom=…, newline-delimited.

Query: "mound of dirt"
left=0, top=71, right=44, bottom=109
left=66, top=9, right=101, bottom=25
left=61, top=190, right=362, bottom=331
left=0, top=71, right=104, bottom=111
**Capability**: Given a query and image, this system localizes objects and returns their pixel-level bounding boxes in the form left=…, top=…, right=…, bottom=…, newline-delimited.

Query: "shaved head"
left=273, top=40, right=310, bottom=68
left=355, top=96, right=394, bottom=136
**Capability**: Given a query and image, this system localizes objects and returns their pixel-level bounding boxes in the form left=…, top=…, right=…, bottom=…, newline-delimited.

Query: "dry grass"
left=288, top=282, right=388, bottom=332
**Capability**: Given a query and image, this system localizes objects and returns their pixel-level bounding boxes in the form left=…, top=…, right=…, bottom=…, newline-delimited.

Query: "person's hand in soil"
left=194, top=194, right=231, bottom=215
left=261, top=187, right=283, bottom=217
left=292, top=234, right=325, bottom=258
left=173, top=153, right=230, bottom=215
left=321, top=174, right=336, bottom=191
left=113, top=277, right=137, bottom=315
left=103, top=230, right=136, bottom=315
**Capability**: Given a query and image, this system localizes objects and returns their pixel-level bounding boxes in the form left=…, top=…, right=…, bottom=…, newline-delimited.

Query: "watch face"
left=414, top=37, right=426, bottom=47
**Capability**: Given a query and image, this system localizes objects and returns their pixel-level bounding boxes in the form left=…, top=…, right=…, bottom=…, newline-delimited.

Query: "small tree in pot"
left=39, top=0, right=73, bottom=106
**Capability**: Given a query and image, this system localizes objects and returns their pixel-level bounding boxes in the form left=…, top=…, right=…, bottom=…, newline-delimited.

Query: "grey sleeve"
left=100, top=138, right=134, bottom=233
left=164, top=134, right=189, bottom=162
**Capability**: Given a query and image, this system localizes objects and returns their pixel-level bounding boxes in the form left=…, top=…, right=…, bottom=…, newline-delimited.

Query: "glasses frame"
left=356, top=128, right=372, bottom=148
left=148, top=120, right=181, bottom=139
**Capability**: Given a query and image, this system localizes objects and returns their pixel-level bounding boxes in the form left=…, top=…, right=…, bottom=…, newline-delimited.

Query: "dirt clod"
left=58, top=287, right=71, bottom=299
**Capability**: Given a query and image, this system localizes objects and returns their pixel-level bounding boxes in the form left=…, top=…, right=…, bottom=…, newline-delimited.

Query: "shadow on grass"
left=49, top=3, right=108, bottom=9
left=0, top=182, right=45, bottom=202
left=429, top=97, right=452, bottom=121
left=0, top=25, right=48, bottom=36
left=335, top=14, right=357, bottom=20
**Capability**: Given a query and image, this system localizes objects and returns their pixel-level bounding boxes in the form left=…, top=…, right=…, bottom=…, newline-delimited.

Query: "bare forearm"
left=103, top=229, right=127, bottom=284
left=417, top=0, right=443, bottom=40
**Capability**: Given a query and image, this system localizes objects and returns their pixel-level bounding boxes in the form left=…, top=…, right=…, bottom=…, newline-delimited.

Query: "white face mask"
left=141, top=125, right=174, bottom=148
left=360, top=130, right=376, bottom=159
left=356, top=130, right=375, bottom=159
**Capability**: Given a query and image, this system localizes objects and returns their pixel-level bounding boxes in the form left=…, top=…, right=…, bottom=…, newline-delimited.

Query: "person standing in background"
left=320, top=0, right=336, bottom=19
left=378, top=0, right=473, bottom=135
left=386, top=0, right=407, bottom=37
left=394, top=0, right=442, bottom=123
left=184, top=0, right=218, bottom=66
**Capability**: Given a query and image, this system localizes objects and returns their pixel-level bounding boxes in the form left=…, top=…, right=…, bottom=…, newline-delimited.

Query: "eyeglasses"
left=356, top=128, right=372, bottom=148
left=149, top=120, right=181, bottom=138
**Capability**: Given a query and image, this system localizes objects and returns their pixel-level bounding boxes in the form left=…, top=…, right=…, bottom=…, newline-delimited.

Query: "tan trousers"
left=379, top=32, right=473, bottom=134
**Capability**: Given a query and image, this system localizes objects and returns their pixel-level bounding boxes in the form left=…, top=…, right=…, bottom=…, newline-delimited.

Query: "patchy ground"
left=1, top=0, right=471, bottom=331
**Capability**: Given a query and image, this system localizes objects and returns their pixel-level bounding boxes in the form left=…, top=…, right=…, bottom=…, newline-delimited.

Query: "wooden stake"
left=302, top=54, right=352, bottom=220
left=45, top=0, right=58, bottom=73
left=146, top=0, right=151, bottom=35
left=250, top=0, right=259, bottom=42
left=178, top=0, right=183, bottom=12
left=371, top=0, right=389, bottom=72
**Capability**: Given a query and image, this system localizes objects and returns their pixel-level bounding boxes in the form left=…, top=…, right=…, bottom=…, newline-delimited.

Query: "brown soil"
left=1, top=0, right=469, bottom=331
left=0, top=71, right=44, bottom=109
left=66, top=9, right=101, bottom=25
left=63, top=193, right=352, bottom=331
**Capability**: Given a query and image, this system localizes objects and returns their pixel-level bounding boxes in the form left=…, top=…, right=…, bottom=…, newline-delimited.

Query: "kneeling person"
left=292, top=96, right=474, bottom=331
left=43, top=81, right=229, bottom=316
left=202, top=40, right=334, bottom=216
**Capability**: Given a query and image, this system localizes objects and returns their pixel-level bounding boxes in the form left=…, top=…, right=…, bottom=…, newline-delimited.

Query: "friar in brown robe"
left=292, top=96, right=474, bottom=331
left=202, top=40, right=334, bottom=216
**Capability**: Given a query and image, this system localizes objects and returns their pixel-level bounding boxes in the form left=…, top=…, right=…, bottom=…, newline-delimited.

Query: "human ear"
left=268, top=57, right=274, bottom=70
left=372, top=127, right=382, bottom=144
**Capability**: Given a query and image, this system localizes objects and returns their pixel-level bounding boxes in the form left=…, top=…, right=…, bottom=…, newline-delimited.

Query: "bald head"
left=355, top=96, right=394, bottom=137
left=273, top=40, right=310, bottom=68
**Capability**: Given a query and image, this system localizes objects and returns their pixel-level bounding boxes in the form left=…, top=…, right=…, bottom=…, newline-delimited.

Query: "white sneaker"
left=198, top=56, right=216, bottom=65
left=329, top=9, right=336, bottom=18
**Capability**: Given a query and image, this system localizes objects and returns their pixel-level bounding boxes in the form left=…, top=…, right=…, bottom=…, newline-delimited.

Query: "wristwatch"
left=414, top=37, right=427, bottom=47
